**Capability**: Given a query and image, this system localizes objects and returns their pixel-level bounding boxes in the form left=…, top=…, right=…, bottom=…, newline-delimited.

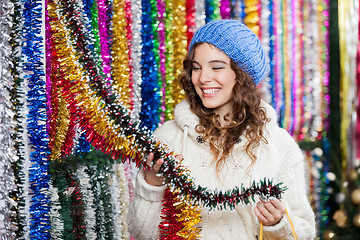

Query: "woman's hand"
left=144, top=152, right=164, bottom=186
left=254, top=199, right=286, bottom=226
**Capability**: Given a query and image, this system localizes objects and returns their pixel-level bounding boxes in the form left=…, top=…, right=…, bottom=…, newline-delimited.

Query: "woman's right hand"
left=144, top=152, right=164, bottom=186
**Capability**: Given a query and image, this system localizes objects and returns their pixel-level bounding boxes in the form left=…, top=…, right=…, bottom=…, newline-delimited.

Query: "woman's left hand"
left=254, top=199, right=286, bottom=226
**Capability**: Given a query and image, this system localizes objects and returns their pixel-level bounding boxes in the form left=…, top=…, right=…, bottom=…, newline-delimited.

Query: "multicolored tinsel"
left=22, top=0, right=51, bottom=238
left=159, top=189, right=202, bottom=239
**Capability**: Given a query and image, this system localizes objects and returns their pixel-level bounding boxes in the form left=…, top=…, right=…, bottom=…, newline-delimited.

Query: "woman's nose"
left=199, top=69, right=212, bottom=83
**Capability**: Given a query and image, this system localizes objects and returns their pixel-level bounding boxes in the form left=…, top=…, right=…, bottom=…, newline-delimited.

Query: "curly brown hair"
left=179, top=43, right=269, bottom=172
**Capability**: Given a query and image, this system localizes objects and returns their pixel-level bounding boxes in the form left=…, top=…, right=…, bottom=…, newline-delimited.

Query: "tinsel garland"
left=48, top=181, right=64, bottom=239
left=139, top=0, right=161, bottom=130
left=111, top=0, right=133, bottom=107
left=186, top=0, right=196, bottom=46
left=259, top=0, right=272, bottom=104
left=76, top=166, right=97, bottom=239
left=194, top=0, right=206, bottom=29
left=205, top=0, right=221, bottom=23
left=111, top=163, right=131, bottom=239
left=97, top=0, right=112, bottom=87
left=48, top=0, right=287, bottom=211
left=244, top=0, right=261, bottom=42
left=22, top=0, right=51, bottom=238
left=9, top=0, right=28, bottom=237
left=129, top=0, right=143, bottom=120
left=220, top=0, right=231, bottom=19
left=159, top=190, right=202, bottom=239
left=0, top=0, right=18, bottom=238
left=88, top=165, right=115, bottom=239
left=157, top=0, right=167, bottom=123
left=164, top=0, right=187, bottom=120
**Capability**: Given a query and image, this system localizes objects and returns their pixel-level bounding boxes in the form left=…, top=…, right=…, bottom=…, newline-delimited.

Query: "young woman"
left=127, top=20, right=316, bottom=239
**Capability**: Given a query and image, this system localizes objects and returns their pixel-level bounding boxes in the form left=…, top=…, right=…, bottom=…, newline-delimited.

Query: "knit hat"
left=189, top=20, right=269, bottom=86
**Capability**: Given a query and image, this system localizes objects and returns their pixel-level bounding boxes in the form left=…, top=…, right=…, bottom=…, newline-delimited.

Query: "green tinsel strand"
left=51, top=170, right=75, bottom=240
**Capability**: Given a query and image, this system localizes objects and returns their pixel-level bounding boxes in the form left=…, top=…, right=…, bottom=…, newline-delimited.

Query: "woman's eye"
left=213, top=66, right=224, bottom=70
left=192, top=66, right=200, bottom=71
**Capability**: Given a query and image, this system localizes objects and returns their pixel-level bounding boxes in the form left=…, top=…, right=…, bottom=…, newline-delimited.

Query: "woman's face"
left=191, top=43, right=237, bottom=117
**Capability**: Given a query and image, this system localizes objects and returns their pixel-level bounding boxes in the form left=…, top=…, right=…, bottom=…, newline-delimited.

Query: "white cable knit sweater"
left=127, top=100, right=316, bottom=239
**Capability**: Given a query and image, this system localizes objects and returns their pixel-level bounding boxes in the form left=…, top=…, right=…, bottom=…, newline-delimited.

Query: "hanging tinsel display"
left=2, top=0, right=337, bottom=238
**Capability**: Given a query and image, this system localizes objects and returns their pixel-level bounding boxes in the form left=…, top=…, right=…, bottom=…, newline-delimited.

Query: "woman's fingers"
left=144, top=152, right=164, bottom=186
left=254, top=199, right=286, bottom=226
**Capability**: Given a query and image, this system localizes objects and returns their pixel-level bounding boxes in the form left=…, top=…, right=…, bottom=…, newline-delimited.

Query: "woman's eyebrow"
left=191, top=60, right=228, bottom=64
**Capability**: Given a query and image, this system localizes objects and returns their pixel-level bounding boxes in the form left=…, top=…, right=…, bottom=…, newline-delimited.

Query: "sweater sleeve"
left=127, top=170, right=166, bottom=239
left=263, top=128, right=316, bottom=239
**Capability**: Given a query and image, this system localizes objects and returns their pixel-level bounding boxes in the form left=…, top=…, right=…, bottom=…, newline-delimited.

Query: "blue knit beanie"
left=189, top=20, right=269, bottom=86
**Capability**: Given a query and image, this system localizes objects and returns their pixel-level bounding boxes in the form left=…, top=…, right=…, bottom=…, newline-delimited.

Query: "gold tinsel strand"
left=165, top=0, right=187, bottom=120
left=49, top=92, right=71, bottom=161
left=175, top=195, right=202, bottom=239
left=243, top=0, right=260, bottom=36
left=111, top=0, right=132, bottom=108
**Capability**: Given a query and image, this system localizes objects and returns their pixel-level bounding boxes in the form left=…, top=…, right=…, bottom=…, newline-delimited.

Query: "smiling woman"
left=127, top=20, right=316, bottom=240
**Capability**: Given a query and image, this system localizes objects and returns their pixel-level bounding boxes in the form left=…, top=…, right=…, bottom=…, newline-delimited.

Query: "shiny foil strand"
left=165, top=0, right=187, bottom=120
left=68, top=174, right=87, bottom=238
left=123, top=161, right=136, bottom=202
left=272, top=0, right=283, bottom=116
left=205, top=0, right=221, bottom=23
left=186, top=0, right=196, bottom=46
left=140, top=0, right=161, bottom=130
left=22, top=0, right=51, bottom=237
left=9, top=0, right=28, bottom=236
left=130, top=0, right=143, bottom=120
left=220, top=0, right=231, bottom=19
left=259, top=0, right=272, bottom=105
left=291, top=0, right=300, bottom=136
left=111, top=163, right=130, bottom=239
left=157, top=0, right=167, bottom=123
left=310, top=0, right=323, bottom=140
left=0, top=0, right=18, bottom=238
left=49, top=181, right=65, bottom=239
left=194, top=0, right=206, bottom=29
left=77, top=166, right=97, bottom=240
left=164, top=0, right=175, bottom=120
left=175, top=195, right=202, bottom=239
left=320, top=0, right=330, bottom=135
left=97, top=0, right=112, bottom=87
left=339, top=0, right=359, bottom=170
left=111, top=0, right=132, bottom=108
left=301, top=0, right=313, bottom=139
left=297, top=0, right=306, bottom=141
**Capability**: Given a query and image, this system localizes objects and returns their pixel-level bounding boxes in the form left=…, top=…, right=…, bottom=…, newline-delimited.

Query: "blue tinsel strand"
left=139, top=0, right=161, bottom=131
left=22, top=0, right=51, bottom=238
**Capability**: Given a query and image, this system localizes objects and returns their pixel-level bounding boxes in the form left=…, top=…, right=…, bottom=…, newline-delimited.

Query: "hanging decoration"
left=0, top=0, right=18, bottom=238
left=2, top=0, right=339, bottom=238
left=22, top=0, right=51, bottom=237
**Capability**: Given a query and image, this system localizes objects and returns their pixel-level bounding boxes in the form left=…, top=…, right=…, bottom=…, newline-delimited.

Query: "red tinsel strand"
left=186, top=0, right=196, bottom=47
left=159, top=189, right=185, bottom=240
left=60, top=114, right=76, bottom=157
